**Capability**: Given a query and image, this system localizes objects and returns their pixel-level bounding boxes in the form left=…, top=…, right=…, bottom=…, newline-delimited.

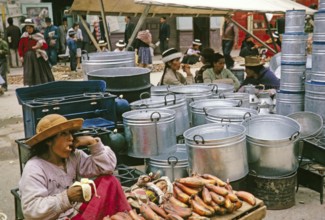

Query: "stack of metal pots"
left=277, top=10, right=307, bottom=116
left=305, top=5, right=325, bottom=122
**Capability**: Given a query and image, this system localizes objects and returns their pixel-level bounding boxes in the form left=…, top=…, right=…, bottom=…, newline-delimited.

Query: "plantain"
left=225, top=178, right=233, bottom=193
left=174, top=182, right=200, bottom=196
left=210, top=200, right=221, bottom=213
left=201, top=186, right=212, bottom=204
left=205, top=183, right=228, bottom=197
left=140, top=203, right=160, bottom=220
left=148, top=201, right=168, bottom=218
left=168, top=195, right=189, bottom=208
left=235, top=191, right=256, bottom=206
left=71, top=178, right=99, bottom=202
left=226, top=193, right=239, bottom=203
left=176, top=177, right=205, bottom=188
left=189, top=199, right=213, bottom=217
left=224, top=197, right=235, bottom=213
left=166, top=213, right=184, bottom=220
left=234, top=200, right=243, bottom=211
left=210, top=191, right=225, bottom=206
left=129, top=209, right=142, bottom=220
left=216, top=207, right=227, bottom=216
left=193, top=195, right=215, bottom=215
left=173, top=185, right=190, bottom=204
left=163, top=201, right=192, bottom=218
left=201, top=174, right=226, bottom=187
left=188, top=215, right=210, bottom=220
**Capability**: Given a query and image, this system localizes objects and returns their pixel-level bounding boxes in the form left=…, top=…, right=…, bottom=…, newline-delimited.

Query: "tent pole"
left=229, top=17, right=276, bottom=54
left=263, top=13, right=278, bottom=53
left=126, top=5, right=151, bottom=50
left=98, top=0, right=111, bottom=51
left=78, top=15, right=101, bottom=51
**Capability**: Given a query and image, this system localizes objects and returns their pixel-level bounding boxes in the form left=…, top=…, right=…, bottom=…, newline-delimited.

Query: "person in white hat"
left=114, top=40, right=126, bottom=52
left=182, top=39, right=202, bottom=64
left=97, top=39, right=109, bottom=52
left=159, top=48, right=194, bottom=85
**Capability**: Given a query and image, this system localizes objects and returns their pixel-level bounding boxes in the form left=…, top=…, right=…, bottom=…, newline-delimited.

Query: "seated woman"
left=202, top=53, right=240, bottom=90
left=239, top=55, right=280, bottom=90
left=182, top=39, right=201, bottom=64
left=194, top=47, right=214, bottom=83
left=114, top=40, right=126, bottom=52
left=19, top=114, right=130, bottom=220
left=97, top=40, right=109, bottom=52
left=159, top=48, right=194, bottom=85
left=239, top=33, right=259, bottom=58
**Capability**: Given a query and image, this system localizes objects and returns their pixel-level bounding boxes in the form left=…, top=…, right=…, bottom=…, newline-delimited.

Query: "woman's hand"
left=182, top=64, right=192, bottom=76
left=73, top=135, right=98, bottom=148
left=67, top=185, right=84, bottom=203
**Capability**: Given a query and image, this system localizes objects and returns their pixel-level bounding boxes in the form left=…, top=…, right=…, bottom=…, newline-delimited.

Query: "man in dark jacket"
left=124, top=16, right=135, bottom=45
left=158, top=16, right=170, bottom=54
left=44, top=17, right=59, bottom=66
left=239, top=33, right=259, bottom=58
left=79, top=15, right=91, bottom=52
left=5, top=17, right=21, bottom=67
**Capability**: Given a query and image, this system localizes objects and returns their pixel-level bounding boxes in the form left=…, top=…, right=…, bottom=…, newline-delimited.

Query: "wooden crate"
left=211, top=198, right=266, bottom=220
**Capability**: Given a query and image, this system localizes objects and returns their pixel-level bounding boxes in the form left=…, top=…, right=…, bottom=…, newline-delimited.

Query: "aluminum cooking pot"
left=205, top=107, right=258, bottom=124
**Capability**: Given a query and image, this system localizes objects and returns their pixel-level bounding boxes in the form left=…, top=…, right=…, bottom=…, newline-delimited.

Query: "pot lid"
left=190, top=99, right=240, bottom=111
left=130, top=94, right=186, bottom=109
left=122, top=109, right=175, bottom=121
left=206, top=107, right=258, bottom=119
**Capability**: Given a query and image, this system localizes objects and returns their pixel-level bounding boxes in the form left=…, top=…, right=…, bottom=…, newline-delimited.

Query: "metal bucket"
left=281, top=33, right=307, bottom=63
left=87, top=67, right=151, bottom=103
left=242, top=115, right=301, bottom=177
left=313, top=11, right=325, bottom=42
left=82, top=51, right=135, bottom=79
left=276, top=91, right=304, bottom=116
left=122, top=109, right=176, bottom=158
left=280, top=62, right=306, bottom=92
left=285, top=10, right=306, bottom=33
left=219, top=92, right=250, bottom=108
left=190, top=99, right=241, bottom=127
left=305, top=81, right=325, bottom=122
left=146, top=144, right=189, bottom=181
left=205, top=107, right=258, bottom=124
left=129, top=93, right=189, bottom=136
left=184, top=123, right=248, bottom=182
left=247, top=172, right=297, bottom=210
left=311, top=42, right=325, bottom=82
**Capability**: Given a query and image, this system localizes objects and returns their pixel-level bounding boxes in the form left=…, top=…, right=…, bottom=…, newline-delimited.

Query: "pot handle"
left=193, top=135, right=205, bottom=144
left=219, top=93, right=225, bottom=99
left=140, top=92, right=150, bottom=100
left=289, top=131, right=300, bottom=141
left=164, top=93, right=176, bottom=105
left=138, top=103, right=149, bottom=108
left=166, top=85, right=171, bottom=91
left=236, top=100, right=243, bottom=107
left=243, top=112, right=252, bottom=119
left=150, top=111, right=161, bottom=122
left=221, top=118, right=231, bottom=124
left=168, top=156, right=179, bottom=182
left=209, top=84, right=218, bottom=94
left=203, top=107, right=209, bottom=116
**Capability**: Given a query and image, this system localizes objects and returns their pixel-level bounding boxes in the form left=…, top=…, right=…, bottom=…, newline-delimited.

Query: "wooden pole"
left=263, top=13, right=278, bottom=53
left=78, top=15, right=101, bottom=51
left=98, top=0, right=111, bottom=51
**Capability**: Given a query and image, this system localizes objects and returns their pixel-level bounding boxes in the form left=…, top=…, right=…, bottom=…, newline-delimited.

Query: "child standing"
left=67, top=30, right=77, bottom=72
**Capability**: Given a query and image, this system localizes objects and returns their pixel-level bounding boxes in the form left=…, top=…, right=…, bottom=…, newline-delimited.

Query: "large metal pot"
left=276, top=90, right=304, bottom=116
left=146, top=144, right=189, bottom=181
left=219, top=92, right=250, bottom=108
left=87, top=67, right=151, bottom=103
left=190, top=99, right=241, bottom=127
left=205, top=107, right=258, bottom=124
left=150, top=85, right=176, bottom=97
left=242, top=115, right=301, bottom=177
left=129, top=94, right=189, bottom=136
left=122, top=109, right=176, bottom=158
left=305, top=81, right=325, bottom=122
left=195, top=83, right=235, bottom=96
left=184, top=123, right=248, bottom=182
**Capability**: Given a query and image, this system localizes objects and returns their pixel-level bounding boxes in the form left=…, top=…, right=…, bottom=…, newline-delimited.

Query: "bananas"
left=71, top=178, right=99, bottom=202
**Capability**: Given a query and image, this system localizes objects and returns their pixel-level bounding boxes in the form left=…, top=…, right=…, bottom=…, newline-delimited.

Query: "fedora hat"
left=192, top=39, right=202, bottom=46
left=241, top=56, right=265, bottom=67
left=162, top=48, right=182, bottom=63
left=26, top=114, right=83, bottom=147
left=98, top=40, right=107, bottom=46
left=115, top=40, right=126, bottom=47
left=22, top=18, right=35, bottom=27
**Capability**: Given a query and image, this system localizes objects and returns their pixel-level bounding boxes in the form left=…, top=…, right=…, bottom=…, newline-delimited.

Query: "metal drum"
left=82, top=51, right=135, bottom=79
left=184, top=123, right=248, bottom=182
left=205, top=107, right=258, bottom=124
left=281, top=33, right=307, bottom=63
left=190, top=99, right=241, bottom=127
left=305, top=81, right=325, bottom=122
left=87, top=67, right=151, bottom=103
left=276, top=91, right=304, bottom=116
left=122, top=109, right=176, bottom=158
left=219, top=92, right=250, bottom=108
left=129, top=94, right=189, bottom=136
left=313, top=11, right=325, bottom=42
left=284, top=10, right=306, bottom=33
left=311, top=42, right=325, bottom=82
left=280, top=62, right=306, bottom=92
left=242, top=115, right=301, bottom=177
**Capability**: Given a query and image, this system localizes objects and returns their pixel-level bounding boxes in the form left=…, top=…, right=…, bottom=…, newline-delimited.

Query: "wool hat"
left=26, top=114, right=83, bottom=147
left=116, top=40, right=126, bottom=47
left=241, top=56, right=265, bottom=67
left=22, top=18, right=35, bottom=27
left=192, top=39, right=202, bottom=46
left=98, top=40, right=107, bottom=46
left=162, top=48, right=182, bottom=63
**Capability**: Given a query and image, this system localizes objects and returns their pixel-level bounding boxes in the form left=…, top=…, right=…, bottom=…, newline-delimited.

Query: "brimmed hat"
left=192, top=39, right=202, bottom=46
left=98, top=40, right=107, bottom=46
left=162, top=48, right=182, bottom=63
left=272, top=31, right=279, bottom=38
left=22, top=18, right=35, bottom=27
left=116, top=40, right=126, bottom=47
left=240, top=56, right=265, bottom=67
left=26, top=114, right=83, bottom=147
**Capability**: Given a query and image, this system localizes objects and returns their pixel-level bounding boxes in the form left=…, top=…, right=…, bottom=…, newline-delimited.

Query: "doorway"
left=193, top=17, right=210, bottom=49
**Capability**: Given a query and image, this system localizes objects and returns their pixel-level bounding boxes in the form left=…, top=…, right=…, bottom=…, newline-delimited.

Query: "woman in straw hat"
left=19, top=114, right=130, bottom=219
left=238, top=55, right=280, bottom=91
left=97, top=39, right=109, bottom=52
left=159, top=48, right=194, bottom=85
left=114, top=40, right=126, bottom=52
left=18, top=18, right=54, bottom=86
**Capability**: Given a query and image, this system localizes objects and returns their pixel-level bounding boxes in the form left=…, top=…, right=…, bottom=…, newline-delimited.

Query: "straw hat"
left=115, top=40, right=126, bottom=47
left=26, top=114, right=83, bottom=147
left=98, top=40, right=107, bottom=46
left=192, top=39, right=202, bottom=46
left=162, top=48, right=182, bottom=63
left=241, top=56, right=265, bottom=67
left=22, top=18, right=35, bottom=27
